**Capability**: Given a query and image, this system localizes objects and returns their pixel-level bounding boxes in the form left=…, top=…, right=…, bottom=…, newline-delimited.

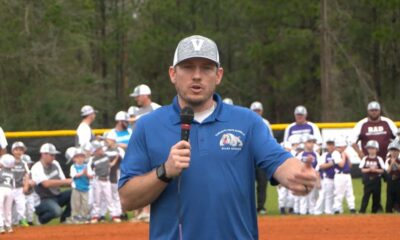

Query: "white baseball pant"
left=12, top=187, right=26, bottom=224
left=0, top=187, right=13, bottom=228
left=314, top=178, right=334, bottom=215
left=92, top=179, right=117, bottom=218
left=333, top=173, right=356, bottom=213
left=299, top=187, right=317, bottom=215
left=277, top=186, right=294, bottom=209
left=111, top=183, right=122, bottom=217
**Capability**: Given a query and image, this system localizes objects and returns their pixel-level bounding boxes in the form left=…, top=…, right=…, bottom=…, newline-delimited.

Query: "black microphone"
left=180, top=107, right=194, bottom=141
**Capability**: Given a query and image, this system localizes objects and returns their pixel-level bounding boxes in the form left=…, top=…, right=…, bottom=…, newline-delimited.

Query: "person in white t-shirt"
left=0, top=127, right=8, bottom=156
left=31, top=143, right=72, bottom=224
left=76, top=105, right=97, bottom=147
left=129, top=84, right=161, bottom=121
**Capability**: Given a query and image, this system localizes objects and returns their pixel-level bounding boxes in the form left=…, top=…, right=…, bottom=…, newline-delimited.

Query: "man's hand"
left=63, top=178, right=73, bottom=186
left=273, top=158, right=318, bottom=196
left=164, top=141, right=191, bottom=178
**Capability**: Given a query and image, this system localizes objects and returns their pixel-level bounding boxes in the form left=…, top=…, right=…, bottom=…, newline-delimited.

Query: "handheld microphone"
left=180, top=107, right=194, bottom=141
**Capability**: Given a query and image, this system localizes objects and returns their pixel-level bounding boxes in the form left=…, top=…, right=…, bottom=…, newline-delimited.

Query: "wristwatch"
left=156, top=163, right=172, bottom=183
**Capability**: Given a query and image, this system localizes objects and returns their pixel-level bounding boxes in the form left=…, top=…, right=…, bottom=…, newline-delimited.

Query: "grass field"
left=263, top=177, right=387, bottom=215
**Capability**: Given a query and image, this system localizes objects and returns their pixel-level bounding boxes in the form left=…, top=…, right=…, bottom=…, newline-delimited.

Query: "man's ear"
left=169, top=66, right=176, bottom=84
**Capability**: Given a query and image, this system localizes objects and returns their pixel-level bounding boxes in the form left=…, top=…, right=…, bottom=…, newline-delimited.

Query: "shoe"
left=136, top=212, right=150, bottom=222
left=120, top=213, right=129, bottom=221
left=350, top=209, right=357, bottom=214
left=258, top=208, right=267, bottom=215
left=20, top=219, right=30, bottom=227
left=28, top=221, right=34, bottom=226
left=5, top=226, right=13, bottom=233
left=288, top=208, right=294, bottom=214
left=90, top=217, right=98, bottom=224
left=99, top=216, right=106, bottom=223
left=334, top=211, right=340, bottom=214
left=112, top=217, right=121, bottom=223
left=280, top=207, right=286, bottom=215
left=0, top=227, right=4, bottom=234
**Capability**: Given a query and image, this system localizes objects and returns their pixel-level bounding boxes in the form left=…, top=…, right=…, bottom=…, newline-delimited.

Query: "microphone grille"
left=180, top=107, right=194, bottom=124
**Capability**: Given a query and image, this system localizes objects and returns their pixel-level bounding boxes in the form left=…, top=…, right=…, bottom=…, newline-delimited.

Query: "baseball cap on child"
left=127, top=106, right=140, bottom=116
left=294, top=105, right=307, bottom=115
left=65, top=147, right=77, bottom=163
left=367, top=101, right=380, bottom=111
left=1, top=154, right=15, bottom=168
left=130, top=84, right=151, bottom=97
left=250, top=101, right=263, bottom=111
left=81, top=105, right=97, bottom=117
left=12, top=141, right=27, bottom=151
left=173, top=35, right=220, bottom=67
left=365, top=140, right=379, bottom=149
left=387, top=141, right=400, bottom=151
left=115, top=111, right=129, bottom=121
left=40, top=143, right=60, bottom=154
left=72, top=148, right=86, bottom=158
left=335, top=138, right=347, bottom=147
left=91, top=140, right=103, bottom=151
left=301, top=134, right=316, bottom=143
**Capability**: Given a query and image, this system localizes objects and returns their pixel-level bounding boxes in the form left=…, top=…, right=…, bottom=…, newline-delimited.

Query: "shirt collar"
left=170, top=93, right=230, bottom=125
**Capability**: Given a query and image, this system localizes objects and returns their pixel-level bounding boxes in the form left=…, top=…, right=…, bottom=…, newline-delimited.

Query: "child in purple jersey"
left=296, top=135, right=320, bottom=215
left=314, top=139, right=339, bottom=215
left=333, top=139, right=356, bottom=214
left=359, top=140, right=385, bottom=213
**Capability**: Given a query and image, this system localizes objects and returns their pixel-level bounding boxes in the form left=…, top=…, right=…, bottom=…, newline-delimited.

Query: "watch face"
left=157, top=164, right=165, bottom=178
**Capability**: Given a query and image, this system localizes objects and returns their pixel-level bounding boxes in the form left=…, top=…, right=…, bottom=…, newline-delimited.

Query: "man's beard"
left=369, top=115, right=380, bottom=121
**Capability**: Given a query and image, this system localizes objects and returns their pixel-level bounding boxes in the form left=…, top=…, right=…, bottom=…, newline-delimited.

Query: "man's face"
left=41, top=153, right=55, bottom=165
left=295, top=114, right=306, bottom=124
left=134, top=95, right=148, bottom=107
left=169, top=58, right=223, bottom=109
left=368, top=109, right=380, bottom=121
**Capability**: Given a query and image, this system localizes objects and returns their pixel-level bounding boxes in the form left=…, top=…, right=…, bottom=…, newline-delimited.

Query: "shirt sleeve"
left=350, top=119, right=365, bottom=144
left=283, top=124, right=291, bottom=144
left=385, top=117, right=398, bottom=138
left=384, top=159, right=390, bottom=171
left=310, top=122, right=322, bottom=145
left=70, top=165, right=77, bottom=178
left=359, top=157, right=366, bottom=168
left=31, top=163, right=48, bottom=185
left=378, top=157, right=385, bottom=169
left=251, top=113, right=293, bottom=180
left=0, top=127, right=7, bottom=149
left=55, top=161, right=66, bottom=180
left=119, top=118, right=152, bottom=189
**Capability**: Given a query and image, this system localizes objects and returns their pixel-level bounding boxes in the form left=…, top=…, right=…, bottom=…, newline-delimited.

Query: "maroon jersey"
left=386, top=158, right=400, bottom=179
left=359, top=156, right=385, bottom=178
left=352, top=117, right=397, bottom=159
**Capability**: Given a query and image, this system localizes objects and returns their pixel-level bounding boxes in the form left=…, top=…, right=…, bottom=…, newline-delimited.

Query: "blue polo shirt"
left=119, top=94, right=292, bottom=240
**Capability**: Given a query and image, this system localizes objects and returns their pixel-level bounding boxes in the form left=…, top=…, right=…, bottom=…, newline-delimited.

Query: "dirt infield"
left=1, top=215, right=397, bottom=240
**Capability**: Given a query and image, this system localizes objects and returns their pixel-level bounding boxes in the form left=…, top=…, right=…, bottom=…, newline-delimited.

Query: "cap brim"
left=174, top=56, right=220, bottom=67
left=129, top=93, right=138, bottom=97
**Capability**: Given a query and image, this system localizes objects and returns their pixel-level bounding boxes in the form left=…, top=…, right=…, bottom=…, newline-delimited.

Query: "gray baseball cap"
left=173, top=35, right=220, bottom=67
left=367, top=101, right=381, bottom=111
left=294, top=105, right=307, bottom=115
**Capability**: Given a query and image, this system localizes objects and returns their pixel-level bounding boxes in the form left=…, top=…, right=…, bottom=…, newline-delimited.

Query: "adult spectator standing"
left=250, top=101, right=273, bottom=215
left=283, top=106, right=322, bottom=147
left=76, top=105, right=97, bottom=147
left=129, top=84, right=161, bottom=120
left=351, top=101, right=397, bottom=160
left=31, top=143, right=72, bottom=224
left=0, top=127, right=8, bottom=156
left=119, top=35, right=317, bottom=239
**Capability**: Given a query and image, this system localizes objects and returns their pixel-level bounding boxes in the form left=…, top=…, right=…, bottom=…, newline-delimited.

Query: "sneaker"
left=112, top=217, right=121, bottom=223
left=28, top=221, right=34, bottom=226
left=350, top=209, right=357, bottom=214
left=120, top=213, right=129, bottom=221
left=99, top=216, right=106, bottom=223
left=90, top=217, right=99, bottom=224
left=136, top=212, right=150, bottom=222
left=334, top=211, right=340, bottom=215
left=288, top=208, right=294, bottom=214
left=20, top=219, right=30, bottom=227
left=0, top=227, right=5, bottom=234
left=280, top=207, right=286, bottom=215
left=258, top=208, right=267, bottom=215
left=5, top=226, right=13, bottom=233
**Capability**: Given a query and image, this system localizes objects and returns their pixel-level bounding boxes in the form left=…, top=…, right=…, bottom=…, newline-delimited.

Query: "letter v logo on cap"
left=191, top=39, right=204, bottom=51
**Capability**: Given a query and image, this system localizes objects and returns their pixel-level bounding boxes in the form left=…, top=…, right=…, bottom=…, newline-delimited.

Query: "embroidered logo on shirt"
left=216, top=129, right=245, bottom=151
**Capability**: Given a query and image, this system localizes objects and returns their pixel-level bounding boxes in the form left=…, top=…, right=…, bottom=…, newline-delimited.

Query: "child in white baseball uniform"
left=333, top=138, right=356, bottom=214
left=0, top=154, right=16, bottom=233
left=296, top=134, right=320, bottom=215
left=104, top=131, right=125, bottom=222
left=10, top=142, right=30, bottom=227
left=21, top=155, right=35, bottom=226
left=88, top=140, right=120, bottom=223
left=70, top=148, right=92, bottom=223
left=277, top=135, right=300, bottom=214
left=314, top=139, right=338, bottom=215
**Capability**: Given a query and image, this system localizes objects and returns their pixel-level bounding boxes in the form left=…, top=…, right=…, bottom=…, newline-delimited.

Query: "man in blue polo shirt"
left=119, top=35, right=317, bottom=239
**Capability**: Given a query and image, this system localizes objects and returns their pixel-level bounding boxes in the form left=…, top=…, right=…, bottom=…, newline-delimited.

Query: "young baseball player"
left=359, top=140, right=385, bottom=213
left=70, top=148, right=92, bottom=223
left=333, top=138, right=356, bottom=214
left=21, top=155, right=35, bottom=226
left=296, top=134, right=320, bottom=215
left=385, top=141, right=400, bottom=212
left=0, top=154, right=16, bottom=233
left=314, top=139, right=338, bottom=215
left=103, top=131, right=125, bottom=221
left=10, top=142, right=30, bottom=227
left=88, top=140, right=120, bottom=223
